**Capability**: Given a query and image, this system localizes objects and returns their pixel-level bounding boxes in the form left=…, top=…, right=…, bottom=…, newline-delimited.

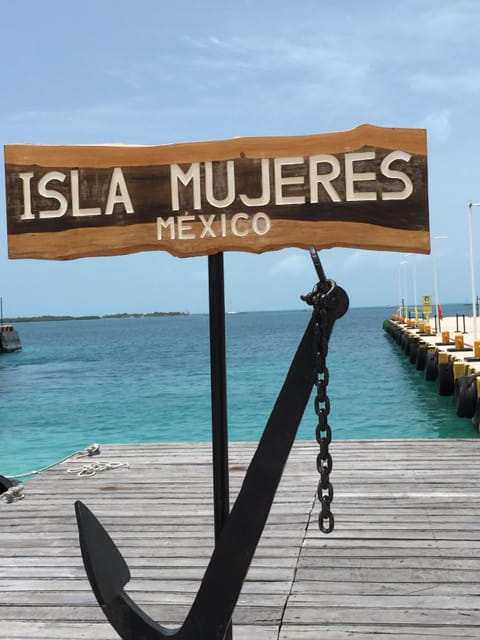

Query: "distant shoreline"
left=3, top=312, right=189, bottom=323
left=2, top=303, right=473, bottom=325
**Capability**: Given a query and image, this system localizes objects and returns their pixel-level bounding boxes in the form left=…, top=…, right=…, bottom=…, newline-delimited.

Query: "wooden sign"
left=4, top=124, right=429, bottom=260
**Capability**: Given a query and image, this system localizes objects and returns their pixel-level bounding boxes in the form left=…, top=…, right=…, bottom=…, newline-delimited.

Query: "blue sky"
left=1, top=0, right=480, bottom=315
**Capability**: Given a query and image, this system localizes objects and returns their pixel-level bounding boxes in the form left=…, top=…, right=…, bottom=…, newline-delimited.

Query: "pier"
left=1, top=439, right=480, bottom=639
left=385, top=315, right=480, bottom=430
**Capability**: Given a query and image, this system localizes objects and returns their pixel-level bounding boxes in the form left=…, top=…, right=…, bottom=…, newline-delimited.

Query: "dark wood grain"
left=4, top=125, right=429, bottom=259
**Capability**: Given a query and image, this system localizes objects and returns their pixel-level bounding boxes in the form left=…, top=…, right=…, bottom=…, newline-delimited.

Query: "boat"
left=0, top=324, right=22, bottom=353
left=0, top=298, right=21, bottom=353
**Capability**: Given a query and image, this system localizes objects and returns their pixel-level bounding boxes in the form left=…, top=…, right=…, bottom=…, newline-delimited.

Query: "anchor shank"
left=76, top=317, right=319, bottom=640
left=182, top=318, right=315, bottom=639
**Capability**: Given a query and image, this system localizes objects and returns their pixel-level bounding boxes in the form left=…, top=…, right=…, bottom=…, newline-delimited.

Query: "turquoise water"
left=1, top=305, right=477, bottom=478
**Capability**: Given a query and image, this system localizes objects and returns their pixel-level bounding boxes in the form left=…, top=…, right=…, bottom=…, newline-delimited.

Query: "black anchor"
left=75, top=249, right=348, bottom=640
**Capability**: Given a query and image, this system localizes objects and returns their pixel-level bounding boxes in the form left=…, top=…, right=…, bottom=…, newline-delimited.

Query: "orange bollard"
left=454, top=334, right=464, bottom=349
left=441, top=330, right=450, bottom=344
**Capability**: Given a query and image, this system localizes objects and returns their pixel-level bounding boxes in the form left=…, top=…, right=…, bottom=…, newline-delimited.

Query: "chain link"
left=302, top=248, right=348, bottom=534
left=312, top=287, right=335, bottom=534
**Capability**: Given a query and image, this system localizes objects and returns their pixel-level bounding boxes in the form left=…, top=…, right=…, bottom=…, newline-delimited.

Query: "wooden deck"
left=1, top=439, right=480, bottom=639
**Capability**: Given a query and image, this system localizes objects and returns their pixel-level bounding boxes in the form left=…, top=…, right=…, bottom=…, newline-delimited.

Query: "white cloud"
left=409, top=69, right=480, bottom=98
left=191, top=266, right=208, bottom=283
left=420, top=110, right=451, bottom=144
left=1, top=100, right=204, bottom=145
left=269, top=252, right=310, bottom=277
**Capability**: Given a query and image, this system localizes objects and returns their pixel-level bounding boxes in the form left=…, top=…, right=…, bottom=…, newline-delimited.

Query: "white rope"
left=1, top=444, right=127, bottom=503
left=66, top=460, right=129, bottom=477
left=1, top=484, right=25, bottom=504
left=5, top=443, right=102, bottom=479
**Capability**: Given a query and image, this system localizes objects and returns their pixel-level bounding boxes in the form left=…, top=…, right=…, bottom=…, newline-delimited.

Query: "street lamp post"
left=411, top=255, right=418, bottom=322
left=398, top=264, right=403, bottom=317
left=432, top=235, right=448, bottom=332
left=468, top=203, right=480, bottom=341
left=403, top=254, right=417, bottom=322
left=400, top=260, right=408, bottom=318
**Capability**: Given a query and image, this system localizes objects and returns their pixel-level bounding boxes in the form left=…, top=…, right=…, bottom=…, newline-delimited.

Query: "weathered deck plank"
left=1, top=439, right=480, bottom=639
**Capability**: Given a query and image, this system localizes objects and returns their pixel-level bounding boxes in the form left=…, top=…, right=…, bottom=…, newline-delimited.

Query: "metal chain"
left=302, top=247, right=348, bottom=534
left=312, top=285, right=335, bottom=534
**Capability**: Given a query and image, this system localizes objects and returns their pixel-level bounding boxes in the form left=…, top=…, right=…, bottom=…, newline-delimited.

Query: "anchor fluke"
left=75, top=500, right=130, bottom=605
left=76, top=500, right=178, bottom=639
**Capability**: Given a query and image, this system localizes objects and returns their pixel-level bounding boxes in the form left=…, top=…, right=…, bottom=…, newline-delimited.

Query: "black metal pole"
left=208, top=253, right=232, bottom=639
left=208, top=253, right=230, bottom=536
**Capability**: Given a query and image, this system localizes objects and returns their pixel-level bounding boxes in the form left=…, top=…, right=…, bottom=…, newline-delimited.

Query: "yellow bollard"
left=441, top=330, right=450, bottom=344
left=438, top=351, right=449, bottom=365
left=424, top=324, right=431, bottom=335
left=454, top=334, right=464, bottom=349
left=454, top=361, right=467, bottom=379
left=475, top=340, right=480, bottom=358
left=418, top=321, right=425, bottom=332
